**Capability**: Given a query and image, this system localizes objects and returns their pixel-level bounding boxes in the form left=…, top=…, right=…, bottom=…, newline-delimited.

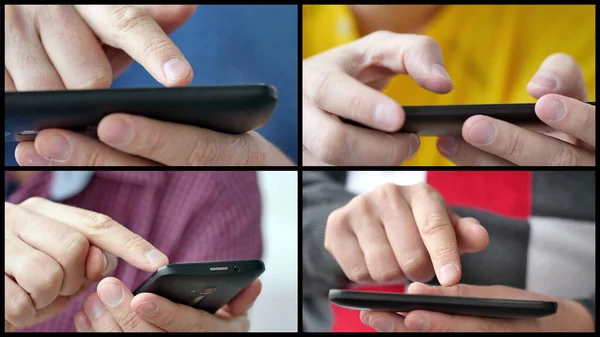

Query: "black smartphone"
left=133, top=260, right=265, bottom=314
left=329, top=289, right=557, bottom=319
left=344, top=102, right=595, bottom=136
left=4, top=84, right=277, bottom=142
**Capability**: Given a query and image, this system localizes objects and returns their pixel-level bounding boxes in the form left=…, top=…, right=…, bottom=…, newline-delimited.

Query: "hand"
left=303, top=31, right=454, bottom=166
left=5, top=5, right=196, bottom=92
left=360, top=282, right=595, bottom=332
left=437, top=53, right=595, bottom=166
left=15, top=117, right=295, bottom=166
left=325, top=182, right=489, bottom=286
left=5, top=197, right=169, bottom=332
left=74, top=278, right=262, bottom=332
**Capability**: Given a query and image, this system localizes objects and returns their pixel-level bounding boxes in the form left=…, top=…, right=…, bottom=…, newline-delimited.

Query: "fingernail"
left=163, top=58, right=190, bottom=81
left=468, top=120, right=496, bottom=145
left=408, top=316, right=430, bottom=332
left=98, top=283, right=123, bottom=306
left=135, top=300, right=159, bottom=317
left=20, top=149, right=51, bottom=166
left=101, top=116, right=133, bottom=146
left=440, top=263, right=459, bottom=285
left=145, top=249, right=168, bottom=267
left=437, top=136, right=459, bottom=157
left=539, top=98, right=566, bottom=121
left=407, top=134, right=420, bottom=159
left=366, top=316, right=394, bottom=332
left=85, top=296, right=105, bottom=319
left=431, top=63, right=452, bottom=82
left=374, top=104, right=400, bottom=130
left=75, top=314, right=92, bottom=332
left=41, top=135, right=72, bottom=161
left=529, top=71, right=558, bottom=90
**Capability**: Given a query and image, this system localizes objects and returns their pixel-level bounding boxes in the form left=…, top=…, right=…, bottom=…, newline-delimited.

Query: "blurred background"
left=5, top=4, right=298, bottom=166
left=251, top=171, right=298, bottom=332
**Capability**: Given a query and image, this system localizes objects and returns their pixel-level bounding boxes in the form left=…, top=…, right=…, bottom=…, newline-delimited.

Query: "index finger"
left=304, top=32, right=453, bottom=131
left=19, top=197, right=168, bottom=272
left=406, top=185, right=461, bottom=286
left=75, top=5, right=193, bottom=87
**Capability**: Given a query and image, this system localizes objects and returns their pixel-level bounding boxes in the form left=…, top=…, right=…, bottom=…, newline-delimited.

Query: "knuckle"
left=119, top=312, right=143, bottom=331
left=19, top=196, right=46, bottom=208
left=373, top=183, right=402, bottom=204
left=82, top=211, right=115, bottom=233
left=347, top=264, right=371, bottom=283
left=307, top=70, right=335, bottom=108
left=141, top=38, right=174, bottom=59
left=348, top=92, right=365, bottom=121
left=20, top=258, right=62, bottom=303
left=64, top=232, right=89, bottom=261
left=188, top=134, right=221, bottom=166
left=402, top=254, right=430, bottom=277
left=110, top=5, right=150, bottom=34
left=230, top=136, right=267, bottom=166
left=6, top=291, right=34, bottom=327
left=551, top=145, right=581, bottom=166
left=420, top=214, right=451, bottom=238
left=317, top=122, right=347, bottom=164
left=414, top=35, right=440, bottom=49
left=327, top=208, right=348, bottom=229
left=186, top=323, right=207, bottom=333
left=365, top=30, right=394, bottom=42
left=502, top=131, right=526, bottom=159
left=372, top=271, right=398, bottom=283
left=349, top=196, right=372, bottom=218
left=79, top=71, right=112, bottom=90
left=431, top=244, right=458, bottom=262
left=159, top=310, right=183, bottom=331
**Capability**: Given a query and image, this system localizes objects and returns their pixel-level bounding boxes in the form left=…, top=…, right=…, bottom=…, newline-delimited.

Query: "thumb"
left=131, top=293, right=250, bottom=332
left=85, top=245, right=119, bottom=282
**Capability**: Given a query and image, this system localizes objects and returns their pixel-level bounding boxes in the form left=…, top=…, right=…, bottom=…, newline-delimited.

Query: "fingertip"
left=439, top=263, right=461, bottom=286
left=407, top=282, right=429, bottom=294
left=162, top=57, right=193, bottom=87
left=15, top=142, right=51, bottom=166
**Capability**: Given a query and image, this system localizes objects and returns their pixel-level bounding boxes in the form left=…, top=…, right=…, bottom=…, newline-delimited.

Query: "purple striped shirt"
left=6, top=171, right=262, bottom=332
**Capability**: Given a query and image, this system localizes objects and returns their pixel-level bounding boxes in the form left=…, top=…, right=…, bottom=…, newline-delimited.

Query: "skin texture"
left=73, top=279, right=262, bottom=332
left=325, top=182, right=489, bottom=286
left=6, top=5, right=293, bottom=167
left=5, top=197, right=166, bottom=332
left=360, top=282, right=595, bottom=332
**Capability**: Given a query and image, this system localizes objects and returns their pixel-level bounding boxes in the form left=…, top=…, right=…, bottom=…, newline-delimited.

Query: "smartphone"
left=344, top=102, right=596, bottom=136
left=4, top=84, right=277, bottom=142
left=329, top=289, right=557, bottom=319
left=132, top=260, right=265, bottom=314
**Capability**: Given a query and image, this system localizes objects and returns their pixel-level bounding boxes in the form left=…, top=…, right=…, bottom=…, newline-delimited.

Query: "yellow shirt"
left=303, top=5, right=596, bottom=166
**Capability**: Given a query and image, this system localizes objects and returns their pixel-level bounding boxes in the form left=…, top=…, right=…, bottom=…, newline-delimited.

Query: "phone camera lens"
left=234, top=266, right=240, bottom=273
